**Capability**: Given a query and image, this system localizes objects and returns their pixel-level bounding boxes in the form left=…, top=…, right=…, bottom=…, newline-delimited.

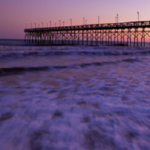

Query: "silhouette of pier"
left=24, top=21, right=150, bottom=47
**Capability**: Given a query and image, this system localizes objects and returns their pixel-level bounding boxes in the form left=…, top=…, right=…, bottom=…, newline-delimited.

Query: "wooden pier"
left=24, top=21, right=150, bottom=47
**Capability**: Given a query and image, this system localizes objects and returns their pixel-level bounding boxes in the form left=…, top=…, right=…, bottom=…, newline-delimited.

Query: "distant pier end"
left=24, top=21, right=150, bottom=47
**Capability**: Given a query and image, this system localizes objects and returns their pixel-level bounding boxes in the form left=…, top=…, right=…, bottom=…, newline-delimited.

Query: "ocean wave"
left=0, top=49, right=150, bottom=59
left=0, top=58, right=141, bottom=76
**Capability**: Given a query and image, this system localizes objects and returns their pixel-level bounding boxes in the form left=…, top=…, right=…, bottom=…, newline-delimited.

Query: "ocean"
left=0, top=39, right=150, bottom=150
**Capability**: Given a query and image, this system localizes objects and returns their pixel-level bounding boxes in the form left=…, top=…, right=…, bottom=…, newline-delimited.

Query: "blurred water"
left=0, top=39, right=150, bottom=150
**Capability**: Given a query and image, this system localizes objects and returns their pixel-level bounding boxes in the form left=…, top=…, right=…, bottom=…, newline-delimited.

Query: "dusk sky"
left=0, top=0, right=150, bottom=39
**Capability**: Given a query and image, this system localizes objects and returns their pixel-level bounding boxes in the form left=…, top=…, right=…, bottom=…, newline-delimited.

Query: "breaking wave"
left=0, top=58, right=141, bottom=76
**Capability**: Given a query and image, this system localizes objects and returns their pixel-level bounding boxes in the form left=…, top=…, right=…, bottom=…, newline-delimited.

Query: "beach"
left=1, top=40, right=150, bottom=150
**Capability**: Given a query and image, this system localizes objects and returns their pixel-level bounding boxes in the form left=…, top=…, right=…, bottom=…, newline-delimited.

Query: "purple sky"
left=0, top=0, right=150, bottom=39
